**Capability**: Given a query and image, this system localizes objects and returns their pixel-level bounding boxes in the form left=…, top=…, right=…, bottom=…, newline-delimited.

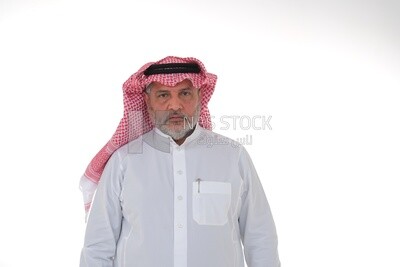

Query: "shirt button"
left=177, top=196, right=183, bottom=200
left=177, top=224, right=184, bottom=228
left=176, top=147, right=182, bottom=151
left=177, top=170, right=183, bottom=175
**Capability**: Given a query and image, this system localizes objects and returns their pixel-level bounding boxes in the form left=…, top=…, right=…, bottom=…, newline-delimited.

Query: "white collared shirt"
left=80, top=126, right=280, bottom=267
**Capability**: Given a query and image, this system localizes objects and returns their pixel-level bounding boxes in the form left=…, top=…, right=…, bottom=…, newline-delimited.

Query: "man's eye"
left=157, top=93, right=169, bottom=98
left=181, top=91, right=191, bottom=96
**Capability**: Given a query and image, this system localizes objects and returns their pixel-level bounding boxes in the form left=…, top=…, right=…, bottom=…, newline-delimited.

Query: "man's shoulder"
left=112, top=130, right=154, bottom=158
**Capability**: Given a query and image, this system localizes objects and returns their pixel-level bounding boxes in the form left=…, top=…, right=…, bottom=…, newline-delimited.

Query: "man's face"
left=144, top=79, right=201, bottom=141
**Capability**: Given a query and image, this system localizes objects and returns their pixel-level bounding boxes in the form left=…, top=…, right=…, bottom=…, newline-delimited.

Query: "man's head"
left=144, top=79, right=201, bottom=144
left=122, top=57, right=217, bottom=137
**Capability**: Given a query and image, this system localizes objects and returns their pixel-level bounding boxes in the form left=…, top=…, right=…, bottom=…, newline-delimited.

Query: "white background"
left=1, top=0, right=399, bottom=266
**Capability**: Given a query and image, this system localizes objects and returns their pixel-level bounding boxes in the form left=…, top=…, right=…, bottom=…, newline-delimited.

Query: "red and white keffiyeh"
left=79, top=56, right=217, bottom=217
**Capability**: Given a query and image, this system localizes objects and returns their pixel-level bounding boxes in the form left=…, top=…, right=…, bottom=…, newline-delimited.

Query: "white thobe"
left=80, top=125, right=280, bottom=267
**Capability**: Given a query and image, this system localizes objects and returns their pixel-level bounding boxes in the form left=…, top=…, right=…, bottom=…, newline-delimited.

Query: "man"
left=79, top=56, right=280, bottom=267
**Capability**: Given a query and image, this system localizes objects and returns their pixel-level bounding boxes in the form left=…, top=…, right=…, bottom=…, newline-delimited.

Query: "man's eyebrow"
left=154, top=89, right=171, bottom=93
left=179, top=87, right=195, bottom=91
left=154, top=87, right=194, bottom=93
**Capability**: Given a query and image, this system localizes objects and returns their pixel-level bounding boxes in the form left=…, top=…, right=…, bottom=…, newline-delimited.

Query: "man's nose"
left=167, top=96, right=183, bottom=111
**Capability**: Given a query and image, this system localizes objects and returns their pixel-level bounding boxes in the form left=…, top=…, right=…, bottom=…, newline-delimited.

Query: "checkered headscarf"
left=79, top=56, right=217, bottom=216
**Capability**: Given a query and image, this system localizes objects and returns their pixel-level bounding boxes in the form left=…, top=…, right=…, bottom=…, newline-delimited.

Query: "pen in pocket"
left=196, top=178, right=201, bottom=193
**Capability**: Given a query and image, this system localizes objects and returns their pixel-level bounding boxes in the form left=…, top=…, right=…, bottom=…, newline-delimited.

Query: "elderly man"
left=79, top=56, right=280, bottom=267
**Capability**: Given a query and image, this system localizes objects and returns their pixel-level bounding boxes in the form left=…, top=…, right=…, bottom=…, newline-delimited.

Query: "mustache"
left=167, top=112, right=186, bottom=119
left=154, top=111, right=189, bottom=123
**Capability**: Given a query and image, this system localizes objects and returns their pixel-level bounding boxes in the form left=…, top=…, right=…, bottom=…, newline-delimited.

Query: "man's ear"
left=144, top=92, right=150, bottom=106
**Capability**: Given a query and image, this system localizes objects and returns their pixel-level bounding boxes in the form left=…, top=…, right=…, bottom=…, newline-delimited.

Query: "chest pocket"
left=192, top=180, right=232, bottom=226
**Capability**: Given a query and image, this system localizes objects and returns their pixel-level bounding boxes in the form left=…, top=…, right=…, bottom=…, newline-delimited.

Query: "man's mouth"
left=167, top=116, right=185, bottom=123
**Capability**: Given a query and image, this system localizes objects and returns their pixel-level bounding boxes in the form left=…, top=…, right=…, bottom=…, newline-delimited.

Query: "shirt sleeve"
left=80, top=150, right=124, bottom=267
left=238, top=147, right=281, bottom=267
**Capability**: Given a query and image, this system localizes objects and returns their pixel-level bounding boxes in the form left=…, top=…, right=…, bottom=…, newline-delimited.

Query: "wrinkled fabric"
left=80, top=126, right=280, bottom=267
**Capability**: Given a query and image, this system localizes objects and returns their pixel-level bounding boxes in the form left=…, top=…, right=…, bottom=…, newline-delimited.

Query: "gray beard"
left=155, top=105, right=200, bottom=141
